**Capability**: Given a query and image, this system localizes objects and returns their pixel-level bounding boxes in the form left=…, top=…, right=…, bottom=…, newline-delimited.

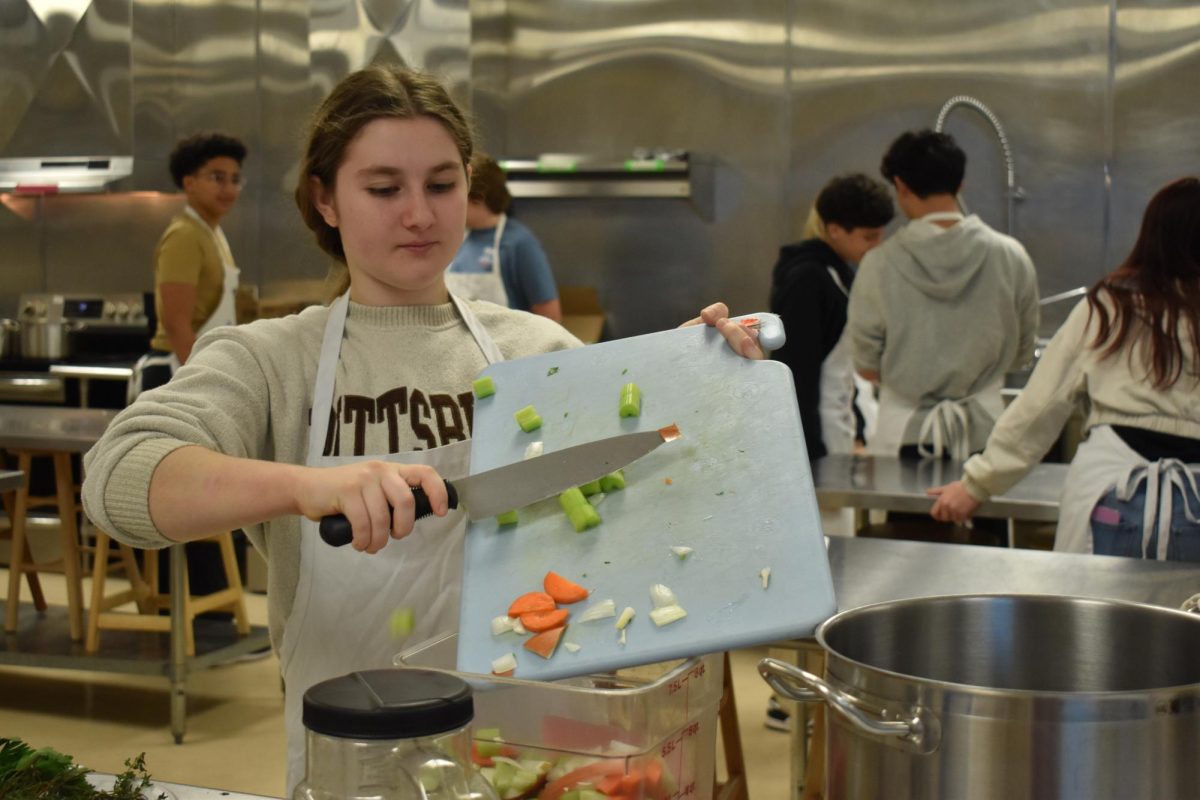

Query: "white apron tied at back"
left=128, top=207, right=241, bottom=401
left=1055, top=425, right=1200, bottom=557
left=444, top=214, right=510, bottom=307
left=868, top=377, right=1004, bottom=460
left=278, top=291, right=503, bottom=795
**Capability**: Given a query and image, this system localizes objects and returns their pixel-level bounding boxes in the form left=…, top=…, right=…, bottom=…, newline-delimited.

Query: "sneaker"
left=765, top=695, right=791, bottom=733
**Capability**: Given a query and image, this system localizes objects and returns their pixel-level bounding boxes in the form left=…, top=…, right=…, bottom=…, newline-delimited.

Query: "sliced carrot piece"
left=544, top=571, right=589, bottom=604
left=539, top=760, right=625, bottom=799
left=523, top=625, right=566, bottom=659
left=470, top=743, right=519, bottom=766
left=508, top=591, right=556, bottom=618
left=618, top=772, right=644, bottom=794
left=520, top=608, right=569, bottom=633
left=595, top=774, right=623, bottom=794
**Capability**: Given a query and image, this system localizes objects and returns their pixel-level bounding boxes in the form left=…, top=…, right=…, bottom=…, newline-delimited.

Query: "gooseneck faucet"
left=934, top=95, right=1025, bottom=237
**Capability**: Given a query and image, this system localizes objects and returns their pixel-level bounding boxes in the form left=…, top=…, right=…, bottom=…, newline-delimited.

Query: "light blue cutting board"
left=456, top=315, right=836, bottom=680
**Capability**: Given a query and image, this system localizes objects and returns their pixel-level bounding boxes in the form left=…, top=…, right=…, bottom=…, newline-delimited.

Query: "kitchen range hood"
left=0, top=156, right=133, bottom=194
left=0, top=0, right=133, bottom=194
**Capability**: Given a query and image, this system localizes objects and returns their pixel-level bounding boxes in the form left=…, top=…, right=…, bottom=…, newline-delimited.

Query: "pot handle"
left=758, top=657, right=938, bottom=754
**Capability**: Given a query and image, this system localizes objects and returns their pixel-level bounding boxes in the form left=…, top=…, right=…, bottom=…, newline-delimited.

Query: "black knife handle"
left=318, top=480, right=459, bottom=547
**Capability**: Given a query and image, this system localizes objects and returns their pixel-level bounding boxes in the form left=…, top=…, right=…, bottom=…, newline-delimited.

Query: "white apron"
left=869, top=377, right=1004, bottom=460
left=279, top=291, right=502, bottom=795
left=818, top=267, right=858, bottom=456
left=1055, top=425, right=1200, bottom=558
left=128, top=207, right=240, bottom=401
left=444, top=214, right=510, bottom=307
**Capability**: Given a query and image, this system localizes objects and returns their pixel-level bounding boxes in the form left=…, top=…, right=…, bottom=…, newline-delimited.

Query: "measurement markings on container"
left=666, top=660, right=706, bottom=695
left=667, top=781, right=698, bottom=798
left=659, top=720, right=702, bottom=758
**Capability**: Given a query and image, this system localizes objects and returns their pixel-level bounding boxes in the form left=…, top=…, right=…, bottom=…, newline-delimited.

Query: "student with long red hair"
left=930, top=176, right=1200, bottom=559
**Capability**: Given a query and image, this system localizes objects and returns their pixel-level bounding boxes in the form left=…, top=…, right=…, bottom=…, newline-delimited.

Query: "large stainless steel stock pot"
left=760, top=594, right=1200, bottom=800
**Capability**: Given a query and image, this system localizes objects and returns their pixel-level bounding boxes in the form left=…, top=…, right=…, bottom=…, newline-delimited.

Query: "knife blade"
left=318, top=423, right=682, bottom=546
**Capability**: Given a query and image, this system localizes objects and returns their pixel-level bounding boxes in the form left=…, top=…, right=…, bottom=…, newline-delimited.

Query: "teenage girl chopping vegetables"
left=81, top=64, right=762, bottom=792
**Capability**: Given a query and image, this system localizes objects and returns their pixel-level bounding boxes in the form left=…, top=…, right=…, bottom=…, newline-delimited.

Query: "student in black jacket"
left=770, top=174, right=894, bottom=461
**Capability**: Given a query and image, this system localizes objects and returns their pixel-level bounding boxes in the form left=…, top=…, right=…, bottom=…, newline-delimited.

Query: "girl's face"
left=313, top=116, right=470, bottom=306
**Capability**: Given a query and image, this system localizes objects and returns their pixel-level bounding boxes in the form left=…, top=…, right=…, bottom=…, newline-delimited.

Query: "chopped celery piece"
left=599, top=469, right=626, bottom=492
left=496, top=510, right=519, bottom=527
left=618, top=382, right=641, bottom=417
left=389, top=608, right=415, bottom=638
left=579, top=479, right=602, bottom=496
left=472, top=376, right=495, bottom=398
left=560, top=487, right=601, bottom=532
left=514, top=404, right=543, bottom=432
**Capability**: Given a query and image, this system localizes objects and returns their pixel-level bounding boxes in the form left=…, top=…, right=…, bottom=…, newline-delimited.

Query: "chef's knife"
left=318, top=423, right=682, bottom=546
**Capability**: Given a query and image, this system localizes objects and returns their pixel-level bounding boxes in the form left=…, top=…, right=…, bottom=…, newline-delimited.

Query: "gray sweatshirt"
left=82, top=300, right=581, bottom=650
left=847, top=214, right=1040, bottom=451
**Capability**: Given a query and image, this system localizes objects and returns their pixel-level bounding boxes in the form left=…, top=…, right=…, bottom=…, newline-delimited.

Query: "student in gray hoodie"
left=847, top=129, right=1039, bottom=460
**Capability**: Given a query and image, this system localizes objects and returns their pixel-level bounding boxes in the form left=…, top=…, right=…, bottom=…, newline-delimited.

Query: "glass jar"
left=293, top=668, right=498, bottom=800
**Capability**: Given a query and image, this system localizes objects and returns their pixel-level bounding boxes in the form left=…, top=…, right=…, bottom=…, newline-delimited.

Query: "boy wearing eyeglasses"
left=134, top=133, right=252, bottom=627
left=144, top=133, right=248, bottom=379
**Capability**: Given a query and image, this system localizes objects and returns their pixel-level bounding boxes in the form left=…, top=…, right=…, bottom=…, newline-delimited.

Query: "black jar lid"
left=302, top=669, right=474, bottom=740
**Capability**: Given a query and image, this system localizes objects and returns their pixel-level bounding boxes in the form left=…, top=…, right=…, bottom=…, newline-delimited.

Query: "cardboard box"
left=559, top=285, right=607, bottom=344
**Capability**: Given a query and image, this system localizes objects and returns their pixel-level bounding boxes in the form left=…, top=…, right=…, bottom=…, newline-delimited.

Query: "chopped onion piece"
left=523, top=441, right=544, bottom=460
left=619, top=628, right=627, bottom=646
left=491, top=615, right=518, bottom=636
left=492, top=756, right=524, bottom=769
left=577, top=598, right=616, bottom=623
left=491, top=652, right=517, bottom=675
left=670, top=546, right=694, bottom=560
left=563, top=642, right=582, bottom=653
left=650, top=583, right=678, bottom=609
left=760, top=567, right=771, bottom=589
left=615, top=606, right=636, bottom=630
left=587, top=492, right=607, bottom=507
left=649, top=604, right=688, bottom=627
left=512, top=618, right=528, bottom=635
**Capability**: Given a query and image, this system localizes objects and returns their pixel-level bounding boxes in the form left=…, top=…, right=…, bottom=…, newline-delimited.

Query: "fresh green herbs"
left=0, top=739, right=163, bottom=800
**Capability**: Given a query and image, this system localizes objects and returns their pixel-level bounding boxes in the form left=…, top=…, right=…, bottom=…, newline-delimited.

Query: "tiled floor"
left=1, top=570, right=794, bottom=798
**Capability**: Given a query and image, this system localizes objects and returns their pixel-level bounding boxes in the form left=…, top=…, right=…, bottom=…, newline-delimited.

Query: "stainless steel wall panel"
left=0, top=0, right=132, bottom=157
left=475, top=0, right=791, bottom=336
left=40, top=193, right=182, bottom=293
left=1109, top=0, right=1200, bottom=271
left=253, top=0, right=320, bottom=286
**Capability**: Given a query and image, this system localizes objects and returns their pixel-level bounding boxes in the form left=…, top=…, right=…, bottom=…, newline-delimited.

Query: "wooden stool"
left=715, top=651, right=749, bottom=800
left=86, top=530, right=251, bottom=656
left=1, top=479, right=48, bottom=615
left=3, top=450, right=85, bottom=640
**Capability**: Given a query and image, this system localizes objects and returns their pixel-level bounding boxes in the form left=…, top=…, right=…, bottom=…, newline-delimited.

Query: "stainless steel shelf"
left=499, top=154, right=717, bottom=218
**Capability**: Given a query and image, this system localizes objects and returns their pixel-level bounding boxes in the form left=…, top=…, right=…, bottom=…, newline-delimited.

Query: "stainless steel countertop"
left=813, top=454, right=1065, bottom=521
left=827, top=536, right=1200, bottom=613
left=49, top=363, right=135, bottom=380
left=89, top=773, right=275, bottom=800
left=0, top=469, right=23, bottom=492
left=0, top=404, right=116, bottom=452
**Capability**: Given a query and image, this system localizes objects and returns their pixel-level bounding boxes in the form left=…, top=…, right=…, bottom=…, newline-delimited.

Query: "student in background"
left=930, top=176, right=1200, bottom=560
left=446, top=154, right=562, bottom=321
left=847, top=129, right=1040, bottom=460
left=770, top=173, right=894, bottom=461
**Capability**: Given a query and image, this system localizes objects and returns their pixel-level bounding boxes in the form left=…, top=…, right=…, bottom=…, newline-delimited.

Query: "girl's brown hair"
left=1087, top=176, right=1200, bottom=388
left=294, top=65, right=475, bottom=292
left=468, top=154, right=513, bottom=215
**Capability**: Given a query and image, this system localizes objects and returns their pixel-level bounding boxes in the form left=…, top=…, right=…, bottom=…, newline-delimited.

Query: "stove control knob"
left=114, top=302, right=131, bottom=319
